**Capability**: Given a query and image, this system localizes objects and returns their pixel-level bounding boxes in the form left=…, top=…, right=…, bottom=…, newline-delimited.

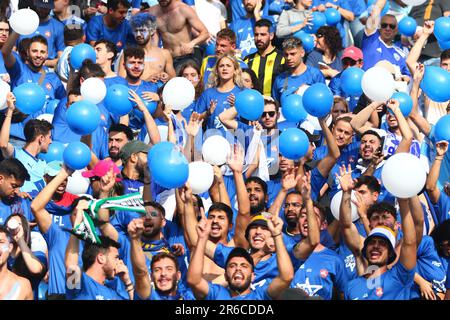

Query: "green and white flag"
left=86, top=192, right=147, bottom=221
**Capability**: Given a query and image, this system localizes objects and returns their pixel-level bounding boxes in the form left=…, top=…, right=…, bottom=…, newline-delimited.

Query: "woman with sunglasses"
left=306, top=26, right=343, bottom=79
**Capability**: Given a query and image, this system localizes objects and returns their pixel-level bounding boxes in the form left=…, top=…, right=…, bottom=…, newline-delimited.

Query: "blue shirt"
left=291, top=247, right=348, bottom=300
left=328, top=72, right=361, bottom=112
left=345, top=262, right=415, bottom=300
left=66, top=272, right=125, bottom=300
left=0, top=53, right=8, bottom=79
left=436, top=193, right=450, bottom=224
left=306, top=49, right=343, bottom=73
left=148, top=284, right=195, bottom=300
left=337, top=219, right=367, bottom=280
left=86, top=15, right=134, bottom=52
left=0, top=197, right=34, bottom=225
left=229, top=18, right=259, bottom=58
left=201, top=55, right=248, bottom=86
left=272, top=66, right=325, bottom=102
left=362, top=30, right=411, bottom=76
left=127, top=80, right=159, bottom=130
left=104, top=75, right=128, bottom=88
left=230, top=0, right=269, bottom=22
left=18, top=18, right=65, bottom=59
left=205, top=282, right=272, bottom=300
left=13, top=147, right=47, bottom=196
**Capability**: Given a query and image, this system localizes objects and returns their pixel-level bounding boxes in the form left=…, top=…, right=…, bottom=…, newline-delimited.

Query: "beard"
left=154, top=275, right=178, bottom=295
left=250, top=200, right=266, bottom=215
left=226, top=272, right=252, bottom=294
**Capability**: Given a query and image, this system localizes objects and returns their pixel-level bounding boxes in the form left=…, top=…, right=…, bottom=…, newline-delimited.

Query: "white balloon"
left=66, top=170, right=91, bottom=195
left=162, top=77, right=195, bottom=111
left=381, top=153, right=427, bottom=198
left=361, top=66, right=396, bottom=102
left=202, top=135, right=230, bottom=166
left=402, top=0, right=427, bottom=6
left=0, top=80, right=10, bottom=110
left=37, top=113, right=54, bottom=123
left=188, top=161, right=214, bottom=194
left=330, top=190, right=359, bottom=222
left=9, top=9, right=39, bottom=36
left=80, top=78, right=107, bottom=104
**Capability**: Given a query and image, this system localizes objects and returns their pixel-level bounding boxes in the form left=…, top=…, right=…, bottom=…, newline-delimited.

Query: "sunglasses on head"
left=380, top=23, right=397, bottom=30
left=262, top=111, right=276, bottom=118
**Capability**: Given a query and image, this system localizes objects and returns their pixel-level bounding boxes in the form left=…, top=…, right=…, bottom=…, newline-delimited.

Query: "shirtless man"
left=0, top=226, right=33, bottom=300
left=147, top=0, right=209, bottom=70
left=118, top=13, right=176, bottom=83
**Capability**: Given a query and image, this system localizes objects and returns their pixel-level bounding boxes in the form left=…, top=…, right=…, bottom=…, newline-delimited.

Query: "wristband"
left=125, top=282, right=133, bottom=288
left=272, top=233, right=282, bottom=238
left=435, top=156, right=444, bottom=161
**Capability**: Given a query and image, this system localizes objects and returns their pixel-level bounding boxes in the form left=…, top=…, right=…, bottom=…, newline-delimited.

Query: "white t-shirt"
left=194, top=0, right=227, bottom=36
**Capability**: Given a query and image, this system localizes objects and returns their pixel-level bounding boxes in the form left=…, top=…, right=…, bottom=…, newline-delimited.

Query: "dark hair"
left=23, top=119, right=53, bottom=143
left=282, top=37, right=303, bottom=50
left=367, top=202, right=396, bottom=221
left=75, top=60, right=106, bottom=88
left=255, top=18, right=273, bottom=33
left=144, top=200, right=166, bottom=217
left=177, top=60, right=204, bottom=100
left=0, top=225, right=12, bottom=242
left=4, top=213, right=31, bottom=246
left=18, top=38, right=32, bottom=61
left=67, top=88, right=82, bottom=97
left=225, top=247, right=254, bottom=270
left=95, top=39, right=118, bottom=62
left=430, top=219, right=450, bottom=257
left=208, top=202, right=234, bottom=225
left=242, top=68, right=262, bottom=93
left=151, top=252, right=179, bottom=271
left=108, top=123, right=134, bottom=141
left=123, top=45, right=145, bottom=61
left=441, top=49, right=450, bottom=61
left=361, top=129, right=382, bottom=142
left=82, top=236, right=121, bottom=271
left=316, top=26, right=343, bottom=60
left=28, top=35, right=48, bottom=48
left=0, top=158, right=30, bottom=182
left=194, top=194, right=204, bottom=209
left=107, top=0, right=131, bottom=11
left=63, top=24, right=84, bottom=44
left=0, top=15, right=9, bottom=26
left=312, top=201, right=327, bottom=223
left=216, top=28, right=237, bottom=45
left=354, top=175, right=381, bottom=194
left=245, top=177, right=268, bottom=196
left=334, top=115, right=352, bottom=126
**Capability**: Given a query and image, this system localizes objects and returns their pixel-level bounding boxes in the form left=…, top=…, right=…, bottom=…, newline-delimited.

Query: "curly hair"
left=207, top=54, right=244, bottom=89
left=317, top=26, right=343, bottom=60
left=130, top=12, right=157, bottom=34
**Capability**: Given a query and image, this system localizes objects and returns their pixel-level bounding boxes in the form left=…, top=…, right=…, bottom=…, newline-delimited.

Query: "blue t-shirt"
left=337, top=219, right=367, bottom=280
left=362, top=30, right=411, bottom=76
left=127, top=80, right=159, bottom=130
left=17, top=18, right=65, bottom=59
left=148, top=284, right=195, bottom=300
left=13, top=147, right=47, bottom=196
left=230, top=17, right=274, bottom=59
left=345, top=262, right=415, bottom=300
left=205, top=282, right=272, bottom=300
left=306, top=49, right=343, bottom=73
left=272, top=66, right=325, bottom=102
left=328, top=71, right=361, bottom=112
left=0, top=53, right=8, bottom=79
left=104, top=75, right=128, bottom=88
left=66, top=272, right=125, bottom=300
left=436, top=193, right=450, bottom=224
left=86, top=15, right=134, bottom=52
left=0, top=197, right=34, bottom=225
left=230, top=0, right=269, bottom=22
left=290, top=247, right=348, bottom=300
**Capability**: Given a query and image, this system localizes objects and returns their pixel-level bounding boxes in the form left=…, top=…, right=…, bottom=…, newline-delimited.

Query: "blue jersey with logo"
left=291, top=247, right=348, bottom=300
left=66, top=272, right=125, bottom=300
left=337, top=219, right=367, bottom=280
left=205, top=282, right=272, bottom=300
left=272, top=67, right=325, bottom=102
left=148, top=284, right=195, bottom=300
left=0, top=197, right=34, bottom=225
left=13, top=147, right=46, bottom=196
left=362, top=30, right=411, bottom=76
left=86, top=15, right=134, bottom=52
left=345, top=262, right=415, bottom=300
left=127, top=80, right=159, bottom=130
left=17, top=18, right=65, bottom=59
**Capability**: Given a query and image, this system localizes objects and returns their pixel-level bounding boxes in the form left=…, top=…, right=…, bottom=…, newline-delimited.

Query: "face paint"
left=133, top=28, right=150, bottom=38
left=0, top=244, right=8, bottom=253
left=126, top=63, right=145, bottom=71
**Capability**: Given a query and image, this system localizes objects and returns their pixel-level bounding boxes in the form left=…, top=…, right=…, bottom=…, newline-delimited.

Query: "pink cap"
left=341, top=46, right=363, bottom=61
left=82, top=159, right=121, bottom=180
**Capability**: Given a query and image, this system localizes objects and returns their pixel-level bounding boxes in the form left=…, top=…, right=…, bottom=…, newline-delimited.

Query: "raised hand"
left=127, top=218, right=144, bottom=240
left=6, top=92, right=16, bottom=111
left=227, top=143, right=245, bottom=173
left=227, top=93, right=235, bottom=108
left=267, top=214, right=283, bottom=237
left=423, top=20, right=435, bottom=36
left=282, top=168, right=301, bottom=191
left=336, top=164, right=355, bottom=192
left=300, top=171, right=312, bottom=201
left=196, top=217, right=211, bottom=239
left=185, top=112, right=203, bottom=137
left=352, top=191, right=368, bottom=219
left=128, top=90, right=147, bottom=112
left=142, top=91, right=160, bottom=102
left=208, top=99, right=218, bottom=116
left=435, top=141, right=449, bottom=157
left=212, top=165, right=224, bottom=183
left=386, top=98, right=400, bottom=113
left=414, top=63, right=425, bottom=83
left=171, top=243, right=185, bottom=257
left=115, top=260, right=131, bottom=283
left=100, top=168, right=117, bottom=194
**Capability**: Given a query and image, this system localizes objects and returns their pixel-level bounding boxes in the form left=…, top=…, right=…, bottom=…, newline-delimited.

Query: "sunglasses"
left=380, top=23, right=397, bottom=30
left=262, top=111, right=276, bottom=118
left=342, top=58, right=357, bottom=66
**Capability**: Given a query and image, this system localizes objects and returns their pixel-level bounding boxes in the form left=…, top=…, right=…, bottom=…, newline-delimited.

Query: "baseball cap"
left=225, top=247, right=254, bottom=270
left=81, top=159, right=122, bottom=181
left=341, top=46, right=363, bottom=61
left=34, top=0, right=55, bottom=9
left=362, top=226, right=397, bottom=264
left=245, top=214, right=270, bottom=240
left=44, top=161, right=63, bottom=177
left=119, top=141, right=150, bottom=161
left=299, top=121, right=321, bottom=142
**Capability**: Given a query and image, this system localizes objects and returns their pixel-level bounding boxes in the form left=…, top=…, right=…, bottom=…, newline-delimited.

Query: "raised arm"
left=406, top=21, right=434, bottom=75
left=268, top=168, right=301, bottom=216
left=409, top=64, right=431, bottom=136
left=398, top=198, right=417, bottom=271
left=1, top=31, right=19, bottom=68
left=365, top=0, right=387, bottom=35
left=129, top=90, right=161, bottom=145
left=209, top=166, right=231, bottom=207
left=11, top=231, right=46, bottom=276
left=317, top=116, right=341, bottom=177
left=266, top=215, right=294, bottom=299
left=0, top=93, right=16, bottom=158
left=408, top=195, right=424, bottom=246
left=65, top=203, right=85, bottom=279
left=96, top=169, right=120, bottom=242
left=386, top=99, right=413, bottom=154
left=350, top=101, right=383, bottom=134
left=218, top=106, right=239, bottom=130
left=293, top=172, right=320, bottom=260
left=186, top=218, right=212, bottom=300
left=31, top=165, right=73, bottom=234
left=426, top=141, right=447, bottom=204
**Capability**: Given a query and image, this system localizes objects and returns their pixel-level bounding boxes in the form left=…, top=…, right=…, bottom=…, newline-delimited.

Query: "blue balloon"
left=66, top=100, right=101, bottom=135
left=63, top=142, right=92, bottom=170
left=149, top=144, right=189, bottom=189
left=305, top=12, right=327, bottom=34
left=38, top=141, right=65, bottom=162
left=204, top=41, right=216, bottom=56
left=325, top=8, right=341, bottom=26
left=279, top=128, right=309, bottom=160
left=438, top=40, right=450, bottom=51
left=420, top=66, right=450, bottom=103
left=104, top=84, right=133, bottom=116
left=390, top=92, right=413, bottom=117
left=367, top=0, right=390, bottom=17
left=434, top=16, right=450, bottom=43
left=69, top=43, right=96, bottom=70
left=398, top=17, right=417, bottom=37
left=12, top=83, right=46, bottom=114
left=278, top=121, right=298, bottom=132
left=293, top=31, right=315, bottom=53
left=341, top=67, right=364, bottom=96
left=234, top=89, right=264, bottom=121
left=434, top=115, right=450, bottom=143
left=133, top=99, right=158, bottom=120
left=148, top=141, right=175, bottom=163
left=302, top=83, right=333, bottom=118
left=281, top=94, right=307, bottom=122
